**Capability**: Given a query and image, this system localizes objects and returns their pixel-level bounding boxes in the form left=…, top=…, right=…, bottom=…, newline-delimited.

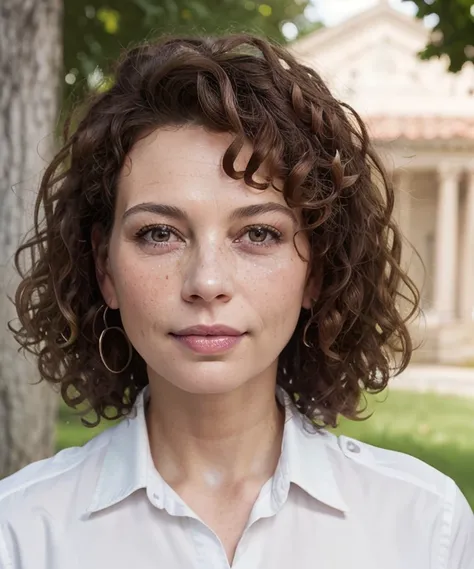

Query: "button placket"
left=190, top=520, right=231, bottom=569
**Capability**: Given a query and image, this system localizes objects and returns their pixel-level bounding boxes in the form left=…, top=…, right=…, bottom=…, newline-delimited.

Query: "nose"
left=181, top=243, right=234, bottom=304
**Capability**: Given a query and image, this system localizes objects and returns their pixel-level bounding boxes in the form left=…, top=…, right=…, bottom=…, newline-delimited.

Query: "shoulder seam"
left=0, top=524, right=13, bottom=568
left=336, top=436, right=445, bottom=498
left=0, top=431, right=111, bottom=506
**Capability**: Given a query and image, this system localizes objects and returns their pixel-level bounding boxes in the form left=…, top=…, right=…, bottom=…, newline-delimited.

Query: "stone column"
left=460, top=170, right=474, bottom=321
left=396, top=169, right=412, bottom=242
left=433, top=165, right=462, bottom=322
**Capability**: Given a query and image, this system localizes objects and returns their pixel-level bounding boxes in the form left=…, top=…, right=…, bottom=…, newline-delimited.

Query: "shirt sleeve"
left=441, top=478, right=474, bottom=569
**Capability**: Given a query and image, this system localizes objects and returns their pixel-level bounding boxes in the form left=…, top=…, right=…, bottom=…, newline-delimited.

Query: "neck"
left=145, top=369, right=284, bottom=489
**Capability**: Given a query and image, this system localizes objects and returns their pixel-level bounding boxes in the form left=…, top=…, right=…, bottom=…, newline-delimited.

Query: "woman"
left=0, top=34, right=472, bottom=569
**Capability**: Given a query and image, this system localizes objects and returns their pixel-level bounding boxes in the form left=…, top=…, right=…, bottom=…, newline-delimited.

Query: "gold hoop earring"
left=302, top=325, right=312, bottom=349
left=302, top=303, right=315, bottom=349
left=92, top=304, right=106, bottom=341
left=97, top=305, right=133, bottom=374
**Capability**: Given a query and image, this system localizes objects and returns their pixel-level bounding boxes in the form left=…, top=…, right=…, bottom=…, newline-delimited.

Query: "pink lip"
left=170, top=325, right=245, bottom=354
left=173, top=325, right=243, bottom=336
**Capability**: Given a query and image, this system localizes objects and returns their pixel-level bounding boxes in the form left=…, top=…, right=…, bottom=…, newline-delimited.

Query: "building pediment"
left=290, top=3, right=474, bottom=118
left=292, top=2, right=427, bottom=59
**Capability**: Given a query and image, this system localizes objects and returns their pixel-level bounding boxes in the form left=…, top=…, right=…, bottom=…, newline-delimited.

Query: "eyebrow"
left=229, top=203, right=297, bottom=224
left=122, top=201, right=298, bottom=225
left=122, top=203, right=187, bottom=222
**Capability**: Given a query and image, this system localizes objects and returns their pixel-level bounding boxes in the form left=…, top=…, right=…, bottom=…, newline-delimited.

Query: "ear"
left=91, top=224, right=119, bottom=310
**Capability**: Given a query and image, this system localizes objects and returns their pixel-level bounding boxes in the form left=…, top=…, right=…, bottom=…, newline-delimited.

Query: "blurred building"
left=291, top=1, right=474, bottom=363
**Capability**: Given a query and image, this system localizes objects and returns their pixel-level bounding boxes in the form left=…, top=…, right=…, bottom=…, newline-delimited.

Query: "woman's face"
left=97, top=126, right=314, bottom=394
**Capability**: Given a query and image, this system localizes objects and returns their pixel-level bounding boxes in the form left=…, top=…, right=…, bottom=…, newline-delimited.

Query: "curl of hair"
left=10, top=33, right=420, bottom=428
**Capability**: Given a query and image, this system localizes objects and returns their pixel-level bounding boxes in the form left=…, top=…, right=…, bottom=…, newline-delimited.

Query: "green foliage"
left=402, top=0, right=474, bottom=72
left=64, top=0, right=311, bottom=103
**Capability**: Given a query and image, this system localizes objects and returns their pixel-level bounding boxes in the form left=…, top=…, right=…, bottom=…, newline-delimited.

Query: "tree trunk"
left=0, top=0, right=62, bottom=478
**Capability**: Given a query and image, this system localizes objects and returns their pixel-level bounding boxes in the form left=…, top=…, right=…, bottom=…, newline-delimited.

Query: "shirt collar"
left=275, top=388, right=349, bottom=513
left=85, top=387, right=151, bottom=516
left=85, top=385, right=349, bottom=516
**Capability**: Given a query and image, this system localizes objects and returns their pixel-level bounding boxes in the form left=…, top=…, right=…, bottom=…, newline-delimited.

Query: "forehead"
left=116, top=126, right=286, bottom=212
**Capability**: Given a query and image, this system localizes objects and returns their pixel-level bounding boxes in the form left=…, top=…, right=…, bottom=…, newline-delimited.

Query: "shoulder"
left=322, top=431, right=450, bottom=496
left=0, top=425, right=114, bottom=518
left=323, top=432, right=474, bottom=565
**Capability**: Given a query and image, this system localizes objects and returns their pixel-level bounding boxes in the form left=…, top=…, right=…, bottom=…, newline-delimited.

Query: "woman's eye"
left=248, top=227, right=270, bottom=243
left=135, top=225, right=181, bottom=245
left=134, top=224, right=281, bottom=248
left=240, top=225, right=282, bottom=246
left=149, top=227, right=172, bottom=242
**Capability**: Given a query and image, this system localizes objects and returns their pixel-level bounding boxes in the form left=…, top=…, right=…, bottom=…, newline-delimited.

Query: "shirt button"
left=347, top=440, right=361, bottom=453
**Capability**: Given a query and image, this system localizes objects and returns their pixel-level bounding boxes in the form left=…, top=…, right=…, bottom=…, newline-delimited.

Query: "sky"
left=280, top=0, right=438, bottom=41
left=308, top=0, right=418, bottom=27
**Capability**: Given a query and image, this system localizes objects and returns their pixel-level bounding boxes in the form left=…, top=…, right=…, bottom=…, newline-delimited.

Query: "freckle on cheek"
left=166, top=275, right=169, bottom=280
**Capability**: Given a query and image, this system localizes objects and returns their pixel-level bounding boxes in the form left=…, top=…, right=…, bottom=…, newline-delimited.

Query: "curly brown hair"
left=10, top=33, right=420, bottom=428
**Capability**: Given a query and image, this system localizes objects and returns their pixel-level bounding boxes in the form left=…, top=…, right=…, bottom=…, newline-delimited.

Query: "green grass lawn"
left=57, top=389, right=474, bottom=509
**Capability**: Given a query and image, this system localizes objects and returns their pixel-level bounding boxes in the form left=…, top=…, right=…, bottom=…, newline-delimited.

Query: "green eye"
left=150, top=227, right=171, bottom=242
left=248, top=227, right=269, bottom=242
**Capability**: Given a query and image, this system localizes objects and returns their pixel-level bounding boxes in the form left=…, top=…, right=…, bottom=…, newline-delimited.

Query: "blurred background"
left=1, top=0, right=474, bottom=505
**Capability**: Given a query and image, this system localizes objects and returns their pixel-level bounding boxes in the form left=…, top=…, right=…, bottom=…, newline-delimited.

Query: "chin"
left=164, top=362, right=252, bottom=395
left=175, top=375, right=247, bottom=396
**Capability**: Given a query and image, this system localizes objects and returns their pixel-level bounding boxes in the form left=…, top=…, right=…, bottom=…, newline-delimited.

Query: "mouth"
left=170, top=325, right=246, bottom=355
left=173, top=325, right=243, bottom=336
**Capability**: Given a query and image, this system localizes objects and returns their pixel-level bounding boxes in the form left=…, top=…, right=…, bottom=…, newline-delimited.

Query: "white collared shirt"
left=0, top=387, right=473, bottom=569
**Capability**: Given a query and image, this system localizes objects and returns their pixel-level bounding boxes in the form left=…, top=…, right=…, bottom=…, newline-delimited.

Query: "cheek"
left=242, top=255, right=308, bottom=327
left=111, top=252, right=175, bottom=321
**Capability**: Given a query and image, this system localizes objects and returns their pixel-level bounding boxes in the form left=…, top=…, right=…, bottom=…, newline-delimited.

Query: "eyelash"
left=134, top=223, right=283, bottom=248
left=236, top=224, right=283, bottom=247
